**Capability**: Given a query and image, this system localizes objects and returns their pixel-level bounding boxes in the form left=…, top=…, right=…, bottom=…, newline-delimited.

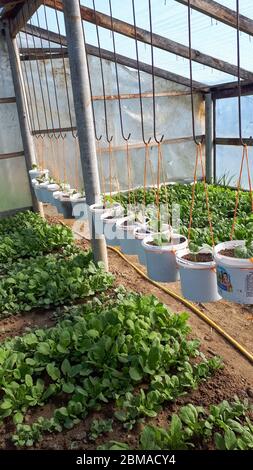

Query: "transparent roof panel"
left=25, top=1, right=253, bottom=86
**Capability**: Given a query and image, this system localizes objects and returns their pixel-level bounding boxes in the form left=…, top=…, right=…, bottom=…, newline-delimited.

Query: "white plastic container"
left=89, top=202, right=123, bottom=237
left=46, top=183, right=60, bottom=205
left=70, top=194, right=88, bottom=220
left=34, top=181, right=50, bottom=203
left=142, top=234, right=188, bottom=282
left=116, top=217, right=141, bottom=255
left=53, top=191, right=63, bottom=214
left=100, top=213, right=122, bottom=246
left=134, top=227, right=153, bottom=265
left=29, top=168, right=49, bottom=180
left=176, top=249, right=221, bottom=302
left=214, top=240, right=253, bottom=304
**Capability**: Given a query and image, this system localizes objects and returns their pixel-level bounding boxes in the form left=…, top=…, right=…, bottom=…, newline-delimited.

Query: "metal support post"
left=62, top=0, right=108, bottom=270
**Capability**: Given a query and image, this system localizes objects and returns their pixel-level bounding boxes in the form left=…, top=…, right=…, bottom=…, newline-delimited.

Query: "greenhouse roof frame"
left=0, top=0, right=253, bottom=92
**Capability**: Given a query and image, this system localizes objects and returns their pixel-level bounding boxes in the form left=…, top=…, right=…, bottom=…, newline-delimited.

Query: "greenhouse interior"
left=0, top=0, right=253, bottom=457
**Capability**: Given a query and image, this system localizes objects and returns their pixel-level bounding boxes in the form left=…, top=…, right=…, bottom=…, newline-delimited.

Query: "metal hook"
left=132, top=0, right=152, bottom=146
left=108, top=0, right=131, bottom=143
left=93, top=0, right=113, bottom=144
left=236, top=0, right=246, bottom=147
left=187, top=0, right=202, bottom=146
left=148, top=0, right=164, bottom=144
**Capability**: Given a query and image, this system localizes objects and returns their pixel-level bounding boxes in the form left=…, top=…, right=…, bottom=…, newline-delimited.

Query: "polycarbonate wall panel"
left=0, top=31, right=31, bottom=214
left=216, top=96, right=253, bottom=139
left=0, top=157, right=32, bottom=212
left=0, top=103, right=23, bottom=154
left=215, top=145, right=253, bottom=190
left=28, top=55, right=205, bottom=191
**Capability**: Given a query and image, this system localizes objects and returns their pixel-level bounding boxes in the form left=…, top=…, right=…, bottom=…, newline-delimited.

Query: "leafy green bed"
left=0, top=211, right=41, bottom=236
left=0, top=249, right=113, bottom=316
left=100, top=398, right=253, bottom=450
left=0, top=211, right=73, bottom=267
left=112, top=183, right=253, bottom=246
left=0, top=291, right=220, bottom=447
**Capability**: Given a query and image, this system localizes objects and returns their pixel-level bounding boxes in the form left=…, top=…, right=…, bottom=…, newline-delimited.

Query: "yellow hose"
left=62, top=222, right=253, bottom=365
left=108, top=246, right=253, bottom=365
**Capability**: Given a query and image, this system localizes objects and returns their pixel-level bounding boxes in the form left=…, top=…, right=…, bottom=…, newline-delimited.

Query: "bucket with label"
left=214, top=240, right=253, bottom=304
left=176, top=249, right=221, bottom=302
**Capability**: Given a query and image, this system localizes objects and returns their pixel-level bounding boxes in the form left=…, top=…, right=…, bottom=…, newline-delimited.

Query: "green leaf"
left=0, top=399, right=13, bottom=410
left=13, top=412, right=24, bottom=425
left=224, top=429, right=237, bottom=450
left=37, top=342, right=51, bottom=355
left=148, top=343, right=161, bottom=371
left=62, top=382, right=75, bottom=394
left=46, top=363, right=61, bottom=381
left=61, top=358, right=71, bottom=376
left=129, top=366, right=143, bottom=382
left=25, top=374, right=33, bottom=388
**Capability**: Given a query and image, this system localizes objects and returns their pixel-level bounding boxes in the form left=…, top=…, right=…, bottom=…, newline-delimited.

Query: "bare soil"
left=219, top=248, right=237, bottom=258
left=182, top=253, right=213, bottom=263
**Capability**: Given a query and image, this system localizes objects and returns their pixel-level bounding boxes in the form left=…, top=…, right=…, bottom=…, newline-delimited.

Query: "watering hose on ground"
left=60, top=222, right=253, bottom=365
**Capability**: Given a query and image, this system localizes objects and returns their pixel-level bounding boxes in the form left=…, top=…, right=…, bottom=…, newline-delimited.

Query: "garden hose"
left=63, top=222, right=253, bottom=366
left=108, top=246, right=253, bottom=366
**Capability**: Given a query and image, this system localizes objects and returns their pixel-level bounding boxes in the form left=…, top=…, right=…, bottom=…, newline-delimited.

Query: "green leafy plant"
left=0, top=249, right=114, bottom=316
left=89, top=419, right=113, bottom=441
left=0, top=291, right=220, bottom=447
left=100, top=398, right=253, bottom=451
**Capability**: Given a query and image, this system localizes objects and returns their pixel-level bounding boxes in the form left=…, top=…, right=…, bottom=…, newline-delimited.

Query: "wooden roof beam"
left=9, top=0, right=42, bottom=37
left=175, top=0, right=253, bottom=37
left=44, top=0, right=253, bottom=81
left=22, top=25, right=208, bottom=90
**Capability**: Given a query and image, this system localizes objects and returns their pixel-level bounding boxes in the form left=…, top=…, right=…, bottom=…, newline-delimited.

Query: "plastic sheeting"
left=0, top=32, right=31, bottom=214
left=27, top=55, right=205, bottom=191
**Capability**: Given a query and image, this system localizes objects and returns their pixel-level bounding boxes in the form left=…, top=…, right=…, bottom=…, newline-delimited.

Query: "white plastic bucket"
left=53, top=191, right=63, bottom=214
left=29, top=168, right=49, bottom=180
left=89, top=202, right=123, bottom=238
left=134, top=225, right=170, bottom=265
left=142, top=234, right=188, bottom=282
left=214, top=240, right=253, bottom=304
left=100, top=213, right=122, bottom=246
left=35, top=181, right=49, bottom=203
left=134, top=228, right=153, bottom=265
left=46, top=184, right=60, bottom=205
left=176, top=250, right=221, bottom=302
left=116, top=217, right=141, bottom=255
left=70, top=194, right=88, bottom=219
left=58, top=194, right=75, bottom=219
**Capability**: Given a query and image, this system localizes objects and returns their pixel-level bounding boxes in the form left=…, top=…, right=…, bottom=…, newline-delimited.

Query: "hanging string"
left=187, top=0, right=214, bottom=246
left=108, top=142, right=113, bottom=203
left=97, top=142, right=106, bottom=201
left=74, top=138, right=79, bottom=190
left=143, top=145, right=148, bottom=205
left=156, top=144, right=161, bottom=213
left=188, top=145, right=214, bottom=246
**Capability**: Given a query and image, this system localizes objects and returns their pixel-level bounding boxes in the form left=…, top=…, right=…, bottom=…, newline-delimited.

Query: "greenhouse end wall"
left=0, top=29, right=32, bottom=216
